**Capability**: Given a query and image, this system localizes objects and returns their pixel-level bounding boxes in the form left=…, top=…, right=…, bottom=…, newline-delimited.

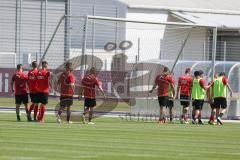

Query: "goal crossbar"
left=67, top=15, right=217, bottom=28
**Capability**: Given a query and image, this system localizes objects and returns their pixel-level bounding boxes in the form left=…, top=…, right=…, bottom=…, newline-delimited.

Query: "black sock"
left=67, top=112, right=71, bottom=121
left=170, top=114, right=173, bottom=121
left=219, top=113, right=224, bottom=118
left=17, top=115, right=20, bottom=121
left=192, top=113, right=194, bottom=120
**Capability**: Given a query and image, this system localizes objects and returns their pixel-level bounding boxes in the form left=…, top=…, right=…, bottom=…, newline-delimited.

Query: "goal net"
left=41, top=15, right=221, bottom=121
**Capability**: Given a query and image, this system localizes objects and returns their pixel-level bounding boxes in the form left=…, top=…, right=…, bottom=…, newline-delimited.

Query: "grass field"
left=0, top=113, right=240, bottom=160
left=0, top=97, right=130, bottom=112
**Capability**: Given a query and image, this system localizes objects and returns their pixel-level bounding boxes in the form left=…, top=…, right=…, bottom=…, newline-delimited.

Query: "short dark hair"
left=199, top=70, right=204, bottom=76
left=89, top=67, right=96, bottom=74
left=42, top=61, right=48, bottom=67
left=32, top=61, right=37, bottom=68
left=194, top=71, right=199, bottom=77
left=185, top=68, right=191, bottom=74
left=163, top=66, right=169, bottom=73
left=17, top=64, right=22, bottom=70
left=65, top=62, right=72, bottom=68
left=219, top=72, right=225, bottom=76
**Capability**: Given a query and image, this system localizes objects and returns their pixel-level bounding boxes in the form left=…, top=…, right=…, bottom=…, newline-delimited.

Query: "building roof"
left=118, top=0, right=240, bottom=14
left=171, top=11, right=240, bottom=29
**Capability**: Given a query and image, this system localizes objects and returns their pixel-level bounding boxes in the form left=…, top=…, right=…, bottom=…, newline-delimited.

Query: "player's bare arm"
left=171, top=83, right=176, bottom=99
left=149, top=83, right=157, bottom=93
left=227, top=83, right=233, bottom=97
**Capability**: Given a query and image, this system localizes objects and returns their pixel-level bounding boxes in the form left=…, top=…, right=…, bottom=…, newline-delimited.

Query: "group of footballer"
left=10, top=60, right=233, bottom=125
left=150, top=67, right=233, bottom=125
left=11, top=61, right=105, bottom=124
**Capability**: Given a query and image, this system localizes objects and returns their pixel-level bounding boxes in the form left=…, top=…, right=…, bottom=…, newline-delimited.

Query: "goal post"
left=39, top=14, right=219, bottom=119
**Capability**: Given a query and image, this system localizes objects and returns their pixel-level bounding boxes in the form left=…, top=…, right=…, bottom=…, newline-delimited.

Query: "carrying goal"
left=40, top=14, right=226, bottom=120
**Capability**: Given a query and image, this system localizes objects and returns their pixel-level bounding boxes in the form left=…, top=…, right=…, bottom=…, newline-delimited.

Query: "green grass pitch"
left=0, top=113, right=240, bottom=160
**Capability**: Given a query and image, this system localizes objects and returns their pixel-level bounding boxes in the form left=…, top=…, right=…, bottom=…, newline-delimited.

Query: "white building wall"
left=125, top=9, right=168, bottom=63
left=161, top=15, right=209, bottom=61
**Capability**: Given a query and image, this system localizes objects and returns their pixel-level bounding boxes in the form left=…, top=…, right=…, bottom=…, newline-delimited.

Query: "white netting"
left=40, top=16, right=240, bottom=119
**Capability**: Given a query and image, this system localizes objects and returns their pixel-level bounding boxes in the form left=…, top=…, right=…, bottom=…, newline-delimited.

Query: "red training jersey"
left=12, top=71, right=28, bottom=95
left=199, top=79, right=206, bottom=89
left=81, top=74, right=100, bottom=99
left=58, top=72, right=75, bottom=97
left=36, top=69, right=50, bottom=93
left=155, top=74, right=175, bottom=97
left=178, top=74, right=193, bottom=96
left=28, top=68, right=38, bottom=93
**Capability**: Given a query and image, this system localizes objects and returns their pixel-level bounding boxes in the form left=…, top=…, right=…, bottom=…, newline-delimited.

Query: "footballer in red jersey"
left=56, top=62, right=75, bottom=123
left=28, top=61, right=39, bottom=121
left=79, top=67, right=105, bottom=124
left=36, top=61, right=50, bottom=122
left=176, top=68, right=193, bottom=124
left=150, top=67, right=175, bottom=124
left=11, top=64, right=31, bottom=121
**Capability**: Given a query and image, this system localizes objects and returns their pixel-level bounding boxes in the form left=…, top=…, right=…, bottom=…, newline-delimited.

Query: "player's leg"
left=208, top=103, right=216, bottom=125
left=82, top=98, right=90, bottom=124
left=191, top=100, right=196, bottom=124
left=197, top=100, right=204, bottom=125
left=182, top=96, right=190, bottom=123
left=37, top=93, right=48, bottom=122
left=66, top=106, right=72, bottom=123
left=28, top=93, right=34, bottom=114
left=183, top=106, right=189, bottom=123
left=87, top=99, right=96, bottom=124
left=33, top=103, right=39, bottom=121
left=169, top=106, right=173, bottom=123
left=15, top=95, right=22, bottom=121
left=214, top=98, right=223, bottom=125
left=217, top=98, right=227, bottom=125
left=22, top=94, right=31, bottom=121
left=29, top=93, right=38, bottom=121
left=57, top=97, right=65, bottom=123
left=66, top=97, right=73, bottom=123
left=16, top=104, right=21, bottom=121
left=158, top=97, right=166, bottom=124
left=88, top=107, right=94, bottom=124
left=185, top=96, right=190, bottom=123
left=82, top=106, right=89, bottom=124
left=159, top=107, right=165, bottom=124
left=167, top=98, right=174, bottom=123
left=193, top=100, right=201, bottom=124
left=180, top=95, right=185, bottom=123
left=194, top=109, right=200, bottom=124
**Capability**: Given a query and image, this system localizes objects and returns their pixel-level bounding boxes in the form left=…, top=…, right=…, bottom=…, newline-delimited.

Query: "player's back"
left=156, top=74, right=174, bottom=97
left=13, top=71, right=28, bottom=95
left=36, top=69, right=50, bottom=93
left=178, top=75, right=192, bottom=96
left=58, top=72, right=75, bottom=97
left=82, top=74, right=99, bottom=99
left=28, top=69, right=38, bottom=93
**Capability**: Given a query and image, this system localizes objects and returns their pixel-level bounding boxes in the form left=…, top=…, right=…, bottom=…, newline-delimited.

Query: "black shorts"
left=37, top=92, right=48, bottom=105
left=192, top=100, right=204, bottom=110
left=15, top=94, right=28, bottom=105
left=214, top=97, right=227, bottom=109
left=210, top=103, right=216, bottom=109
left=158, top=96, right=174, bottom=108
left=84, top=98, right=96, bottom=108
left=180, top=95, right=190, bottom=107
left=60, top=96, right=73, bottom=108
left=30, top=93, right=39, bottom=103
